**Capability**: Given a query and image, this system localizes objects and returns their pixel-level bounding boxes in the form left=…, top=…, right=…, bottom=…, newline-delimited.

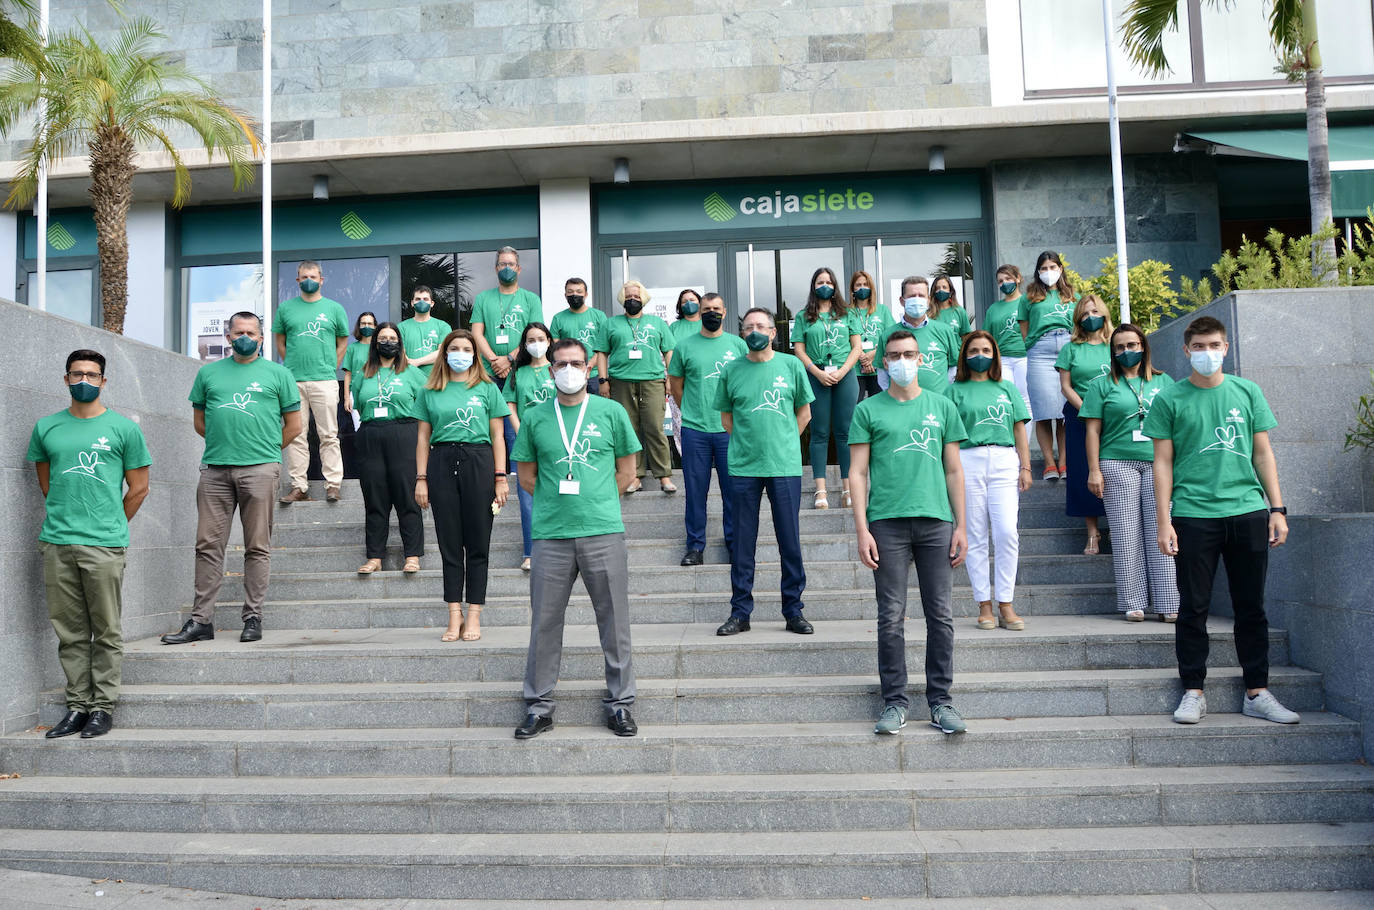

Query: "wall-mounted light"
left=312, top=174, right=329, bottom=201
left=613, top=157, right=630, bottom=184
left=928, top=146, right=946, bottom=173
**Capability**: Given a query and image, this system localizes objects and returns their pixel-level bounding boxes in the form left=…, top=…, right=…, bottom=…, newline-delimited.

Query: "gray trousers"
left=192, top=462, right=280, bottom=624
left=870, top=517, right=955, bottom=710
left=523, top=533, right=635, bottom=718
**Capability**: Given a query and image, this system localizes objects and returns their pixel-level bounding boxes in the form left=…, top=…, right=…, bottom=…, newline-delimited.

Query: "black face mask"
left=623, top=299, right=644, bottom=316
left=375, top=341, right=401, bottom=359
left=700, top=311, right=724, bottom=332
left=566, top=295, right=585, bottom=309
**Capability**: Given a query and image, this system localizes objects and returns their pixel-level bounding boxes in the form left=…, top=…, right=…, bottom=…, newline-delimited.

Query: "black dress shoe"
left=680, top=549, right=704, bottom=567
left=79, top=710, right=113, bottom=738
left=784, top=614, right=814, bottom=635
left=45, top=710, right=88, bottom=739
left=716, top=615, right=750, bottom=636
left=161, top=619, right=214, bottom=645
left=240, top=617, right=262, bottom=642
left=514, top=714, right=553, bottom=740
left=607, top=708, right=638, bottom=737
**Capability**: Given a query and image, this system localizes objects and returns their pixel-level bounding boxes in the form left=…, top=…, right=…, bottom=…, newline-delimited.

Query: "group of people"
left=26, top=247, right=1301, bottom=742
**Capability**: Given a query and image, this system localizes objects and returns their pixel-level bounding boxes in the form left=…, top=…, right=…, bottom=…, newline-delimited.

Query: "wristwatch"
left=1269, top=506, right=1287, bottom=515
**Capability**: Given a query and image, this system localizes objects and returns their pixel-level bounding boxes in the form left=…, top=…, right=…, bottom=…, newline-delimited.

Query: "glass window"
left=276, top=257, right=390, bottom=344
left=26, top=269, right=94, bottom=326
left=1021, top=0, right=1191, bottom=92
left=184, top=263, right=263, bottom=361
left=1203, top=2, right=1374, bottom=81
left=609, top=250, right=718, bottom=324
left=1319, top=2, right=1374, bottom=77
left=402, top=248, right=540, bottom=329
left=733, top=246, right=845, bottom=348
left=862, top=241, right=976, bottom=322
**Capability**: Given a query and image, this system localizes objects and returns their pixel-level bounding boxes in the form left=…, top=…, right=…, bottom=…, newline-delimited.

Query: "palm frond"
left=1119, top=0, right=1186, bottom=76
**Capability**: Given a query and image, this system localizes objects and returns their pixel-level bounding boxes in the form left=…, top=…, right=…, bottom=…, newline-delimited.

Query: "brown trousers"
left=192, top=462, right=280, bottom=624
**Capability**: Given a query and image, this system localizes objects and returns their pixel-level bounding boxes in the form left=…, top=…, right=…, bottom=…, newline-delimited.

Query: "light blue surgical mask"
left=447, top=351, right=474, bottom=373
left=903, top=296, right=928, bottom=321
left=887, top=358, right=919, bottom=387
left=1189, top=349, right=1225, bottom=376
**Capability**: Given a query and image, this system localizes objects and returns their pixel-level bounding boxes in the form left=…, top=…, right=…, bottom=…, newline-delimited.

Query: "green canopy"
left=1185, top=126, right=1374, bottom=217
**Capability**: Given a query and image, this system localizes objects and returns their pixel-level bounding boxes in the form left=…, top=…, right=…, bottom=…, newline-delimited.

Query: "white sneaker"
left=1242, top=689, right=1301, bottom=724
left=1172, top=691, right=1206, bottom=724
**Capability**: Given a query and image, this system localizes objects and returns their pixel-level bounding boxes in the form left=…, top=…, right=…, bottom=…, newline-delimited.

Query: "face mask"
left=375, top=340, right=401, bottom=359
left=1038, top=269, right=1060, bottom=287
left=299, top=278, right=320, bottom=294
left=498, top=266, right=518, bottom=284
left=903, top=296, right=928, bottom=321
left=565, top=294, right=585, bottom=309
left=934, top=290, right=952, bottom=303
left=68, top=381, right=100, bottom=403
left=999, top=280, right=1018, bottom=296
left=412, top=300, right=431, bottom=314
left=886, top=358, right=919, bottom=387
left=554, top=365, right=586, bottom=394
left=680, top=300, right=700, bottom=317
left=447, top=351, right=474, bottom=373
left=526, top=340, right=549, bottom=360
left=966, top=354, right=994, bottom=373
left=744, top=331, right=771, bottom=352
left=231, top=334, right=260, bottom=357
left=700, top=311, right=724, bottom=332
left=815, top=284, right=834, bottom=300
left=1189, top=349, right=1225, bottom=376
left=623, top=299, right=644, bottom=316
left=1114, top=350, right=1143, bottom=369
left=1080, top=315, right=1105, bottom=332
left=853, top=287, right=871, bottom=301
left=360, top=325, right=375, bottom=338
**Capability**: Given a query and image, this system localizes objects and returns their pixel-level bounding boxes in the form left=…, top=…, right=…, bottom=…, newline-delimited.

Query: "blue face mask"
left=815, top=284, right=834, bottom=300
left=412, top=300, right=431, bottom=314
left=903, top=296, right=928, bottom=321
left=1189, top=349, right=1225, bottom=376
left=999, top=280, right=1018, bottom=296
left=498, top=266, right=518, bottom=284
left=299, top=278, right=320, bottom=294
left=886, top=358, right=919, bottom=387
left=231, top=334, right=260, bottom=357
left=744, top=331, right=771, bottom=352
left=680, top=300, right=700, bottom=317
left=68, top=381, right=100, bottom=403
left=447, top=351, right=474, bottom=373
left=966, top=355, right=994, bottom=374
left=1114, top=350, right=1143, bottom=368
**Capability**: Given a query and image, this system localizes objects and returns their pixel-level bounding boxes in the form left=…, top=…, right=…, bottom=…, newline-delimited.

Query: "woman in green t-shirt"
left=982, top=265, right=1031, bottom=413
left=929, top=275, right=972, bottom=339
left=341, top=310, right=377, bottom=423
left=948, top=331, right=1033, bottom=631
left=668, top=289, right=704, bottom=460
left=598, top=280, right=677, bottom=494
left=1055, top=294, right=1113, bottom=554
left=849, top=269, right=893, bottom=401
left=792, top=266, right=862, bottom=510
left=1018, top=251, right=1077, bottom=482
left=1082, top=324, right=1179, bottom=621
left=415, top=329, right=511, bottom=643
left=504, top=322, right=556, bottom=574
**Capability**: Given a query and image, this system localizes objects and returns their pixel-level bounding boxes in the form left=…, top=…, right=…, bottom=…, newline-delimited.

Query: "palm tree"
left=0, top=17, right=259, bottom=332
left=1121, top=0, right=1333, bottom=278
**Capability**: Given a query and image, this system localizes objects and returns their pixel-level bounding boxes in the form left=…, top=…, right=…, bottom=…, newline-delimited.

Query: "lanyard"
left=554, top=396, right=590, bottom=480
left=497, top=291, right=522, bottom=329
left=1124, top=375, right=1148, bottom=427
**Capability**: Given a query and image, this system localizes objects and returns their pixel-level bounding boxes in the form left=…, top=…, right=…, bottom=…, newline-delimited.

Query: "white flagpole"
left=1102, top=0, right=1130, bottom=324
left=261, top=0, right=273, bottom=332
left=35, top=0, right=49, bottom=312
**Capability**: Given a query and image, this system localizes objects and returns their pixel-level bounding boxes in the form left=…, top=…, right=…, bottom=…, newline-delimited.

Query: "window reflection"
left=184, top=263, right=263, bottom=361
left=26, top=269, right=94, bottom=326
left=401, top=248, right=540, bottom=329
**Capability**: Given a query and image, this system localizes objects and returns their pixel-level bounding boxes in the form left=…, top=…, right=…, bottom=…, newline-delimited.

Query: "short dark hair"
left=702, top=292, right=725, bottom=306
left=550, top=337, right=588, bottom=362
left=741, top=307, right=775, bottom=327
left=66, top=349, right=105, bottom=374
left=883, top=329, right=916, bottom=356
left=411, top=285, right=433, bottom=299
left=1184, top=315, right=1227, bottom=345
left=565, top=277, right=587, bottom=291
left=226, top=311, right=261, bottom=335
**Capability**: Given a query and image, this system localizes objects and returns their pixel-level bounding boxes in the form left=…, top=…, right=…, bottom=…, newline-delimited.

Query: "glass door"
left=607, top=248, right=721, bottom=325
left=729, top=243, right=847, bottom=349
left=860, top=238, right=978, bottom=325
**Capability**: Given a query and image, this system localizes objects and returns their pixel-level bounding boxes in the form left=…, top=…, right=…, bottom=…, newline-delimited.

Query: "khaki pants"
left=608, top=377, right=672, bottom=479
left=285, top=379, right=342, bottom=490
left=41, top=543, right=127, bottom=712
left=192, top=463, right=280, bottom=624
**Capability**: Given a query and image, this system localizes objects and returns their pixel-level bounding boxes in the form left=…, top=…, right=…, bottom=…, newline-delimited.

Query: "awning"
left=1184, top=125, right=1374, bottom=217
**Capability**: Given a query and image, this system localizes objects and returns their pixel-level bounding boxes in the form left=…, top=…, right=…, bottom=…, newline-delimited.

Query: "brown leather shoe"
left=279, top=488, right=311, bottom=504
left=326, top=485, right=342, bottom=502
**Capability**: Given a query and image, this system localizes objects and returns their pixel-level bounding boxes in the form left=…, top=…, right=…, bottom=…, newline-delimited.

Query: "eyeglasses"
left=67, top=371, right=103, bottom=382
left=553, top=360, right=587, bottom=370
left=1113, top=342, right=1143, bottom=352
left=885, top=351, right=921, bottom=362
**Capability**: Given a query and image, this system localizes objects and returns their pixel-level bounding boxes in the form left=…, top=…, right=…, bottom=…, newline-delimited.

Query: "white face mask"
left=1038, top=269, right=1060, bottom=286
left=554, top=365, right=586, bottom=394
left=886, top=358, right=920, bottom=387
left=1189, top=349, right=1225, bottom=376
left=446, top=351, right=474, bottom=373
left=526, top=341, right=549, bottom=360
left=903, top=296, right=928, bottom=320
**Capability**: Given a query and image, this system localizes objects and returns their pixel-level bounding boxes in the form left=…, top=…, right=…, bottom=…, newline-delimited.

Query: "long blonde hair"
left=1069, top=294, right=1114, bottom=344
left=425, top=329, right=492, bottom=390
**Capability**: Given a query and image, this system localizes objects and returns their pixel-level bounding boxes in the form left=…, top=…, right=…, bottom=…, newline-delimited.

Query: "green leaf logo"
left=47, top=221, right=76, bottom=251
left=703, top=192, right=736, bottom=223
left=340, top=211, right=372, bottom=240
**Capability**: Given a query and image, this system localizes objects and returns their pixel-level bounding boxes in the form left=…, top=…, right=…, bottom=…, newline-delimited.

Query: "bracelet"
left=495, top=474, right=509, bottom=481
left=1020, top=466, right=1031, bottom=472
left=415, top=474, right=427, bottom=480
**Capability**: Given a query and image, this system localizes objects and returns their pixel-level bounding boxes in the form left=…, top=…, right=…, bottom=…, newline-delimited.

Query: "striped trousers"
left=1099, top=459, right=1179, bottom=615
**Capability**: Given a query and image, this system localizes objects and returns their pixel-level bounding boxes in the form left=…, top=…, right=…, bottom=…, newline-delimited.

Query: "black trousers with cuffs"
left=357, top=418, right=424, bottom=560
left=427, top=441, right=496, bottom=604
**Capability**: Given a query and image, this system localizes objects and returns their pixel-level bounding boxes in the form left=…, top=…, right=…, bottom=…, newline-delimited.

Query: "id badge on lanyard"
left=556, top=397, right=590, bottom=495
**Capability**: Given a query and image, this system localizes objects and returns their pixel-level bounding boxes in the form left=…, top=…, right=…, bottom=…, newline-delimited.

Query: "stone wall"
left=1, top=300, right=202, bottom=733
left=990, top=153, right=1222, bottom=288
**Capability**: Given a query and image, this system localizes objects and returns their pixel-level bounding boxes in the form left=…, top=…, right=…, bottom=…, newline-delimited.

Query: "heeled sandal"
left=997, top=603, right=1025, bottom=631
left=403, top=557, right=421, bottom=574
left=814, top=489, right=829, bottom=510
left=441, top=605, right=464, bottom=642
left=357, top=558, right=382, bottom=575
left=461, top=605, right=481, bottom=641
left=840, top=490, right=852, bottom=509
left=976, top=602, right=996, bottom=630
left=1084, top=533, right=1101, bottom=556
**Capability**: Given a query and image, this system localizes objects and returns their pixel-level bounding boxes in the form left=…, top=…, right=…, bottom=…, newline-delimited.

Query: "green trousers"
left=40, top=542, right=127, bottom=712
left=608, top=376, right=673, bottom=479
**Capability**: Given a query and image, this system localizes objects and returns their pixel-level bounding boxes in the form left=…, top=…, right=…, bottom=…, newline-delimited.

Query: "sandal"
left=840, top=490, right=852, bottom=509
left=1125, top=610, right=1145, bottom=622
left=461, top=605, right=482, bottom=641
left=403, top=557, right=420, bottom=574
left=814, top=489, right=829, bottom=510
left=441, top=605, right=464, bottom=642
left=976, top=601, right=996, bottom=630
left=357, top=558, right=382, bottom=575
left=520, top=557, right=531, bottom=573
left=660, top=478, right=677, bottom=494
left=624, top=480, right=642, bottom=495
left=997, top=603, right=1025, bottom=631
left=1084, top=533, right=1101, bottom=556
left=1160, top=613, right=1178, bottom=623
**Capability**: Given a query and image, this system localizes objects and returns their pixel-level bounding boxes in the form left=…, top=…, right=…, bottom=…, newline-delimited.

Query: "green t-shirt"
left=670, top=317, right=703, bottom=344
left=1055, top=341, right=1112, bottom=401
left=932, top=304, right=972, bottom=337
left=947, top=378, right=1031, bottom=448
left=416, top=379, right=510, bottom=444
left=503, top=363, right=556, bottom=416
left=1018, top=291, right=1075, bottom=349
left=982, top=297, right=1027, bottom=358
left=712, top=353, right=815, bottom=477
left=341, top=340, right=371, bottom=376
left=849, top=390, right=967, bottom=523
left=667, top=331, right=749, bottom=433
left=877, top=318, right=960, bottom=395
left=398, top=317, right=453, bottom=375
left=271, top=295, right=350, bottom=381
left=26, top=408, right=153, bottom=547
left=549, top=306, right=607, bottom=378
left=793, top=309, right=861, bottom=368
left=189, top=356, right=302, bottom=466
left=471, top=287, right=542, bottom=362
left=852, top=305, right=894, bottom=375
left=354, top=365, right=427, bottom=422
left=1080, top=371, right=1175, bottom=462
left=597, top=313, right=676, bottom=381
left=1142, top=375, right=1278, bottom=519
left=511, top=395, right=642, bottom=539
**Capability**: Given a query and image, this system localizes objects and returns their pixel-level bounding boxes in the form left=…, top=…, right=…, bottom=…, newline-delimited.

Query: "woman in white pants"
left=1082, top=324, right=1179, bottom=621
left=947, top=331, right=1034, bottom=631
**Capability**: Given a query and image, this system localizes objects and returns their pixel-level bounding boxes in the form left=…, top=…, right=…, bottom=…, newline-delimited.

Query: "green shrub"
left=1345, top=371, right=1374, bottom=454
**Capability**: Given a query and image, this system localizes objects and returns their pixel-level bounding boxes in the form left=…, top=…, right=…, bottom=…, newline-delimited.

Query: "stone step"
left=47, top=666, right=1324, bottom=731
left=4, top=714, right=1355, bottom=780
left=4, top=764, right=1370, bottom=836
left=0, top=823, right=1369, bottom=899
left=117, top=618, right=1290, bottom=686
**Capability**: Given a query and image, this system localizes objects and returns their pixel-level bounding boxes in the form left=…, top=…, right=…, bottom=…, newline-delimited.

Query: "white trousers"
left=1003, top=355, right=1033, bottom=417
left=960, top=445, right=1021, bottom=603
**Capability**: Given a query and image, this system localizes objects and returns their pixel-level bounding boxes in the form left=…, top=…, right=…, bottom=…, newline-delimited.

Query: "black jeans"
left=357, top=419, right=423, bottom=559
left=1172, top=510, right=1271, bottom=691
left=870, top=517, right=955, bottom=709
left=428, top=442, right=495, bottom=604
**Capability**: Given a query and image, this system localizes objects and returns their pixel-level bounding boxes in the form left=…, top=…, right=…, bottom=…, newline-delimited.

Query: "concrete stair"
left=2, top=466, right=1371, bottom=901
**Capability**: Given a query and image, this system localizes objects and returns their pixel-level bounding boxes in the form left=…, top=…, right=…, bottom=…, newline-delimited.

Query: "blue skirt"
left=1063, top=402, right=1106, bottom=518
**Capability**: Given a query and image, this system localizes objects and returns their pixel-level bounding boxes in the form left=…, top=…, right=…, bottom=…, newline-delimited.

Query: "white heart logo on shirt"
left=977, top=403, right=1009, bottom=426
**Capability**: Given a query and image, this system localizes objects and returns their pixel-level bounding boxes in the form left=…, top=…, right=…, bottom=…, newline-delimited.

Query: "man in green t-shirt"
left=27, top=349, right=152, bottom=739
left=397, top=285, right=452, bottom=376
left=712, top=308, right=815, bottom=636
left=849, top=329, right=970, bottom=736
left=163, top=313, right=302, bottom=647
left=510, top=338, right=641, bottom=740
left=1143, top=315, right=1297, bottom=727
left=549, top=277, right=609, bottom=395
left=272, top=260, right=349, bottom=503
left=471, top=246, right=543, bottom=472
left=877, top=276, right=960, bottom=396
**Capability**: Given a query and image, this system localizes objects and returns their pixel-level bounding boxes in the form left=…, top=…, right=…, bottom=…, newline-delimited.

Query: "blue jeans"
left=494, top=373, right=518, bottom=473
left=517, top=483, right=533, bottom=560
left=680, top=426, right=734, bottom=553
left=729, top=475, right=805, bottom=619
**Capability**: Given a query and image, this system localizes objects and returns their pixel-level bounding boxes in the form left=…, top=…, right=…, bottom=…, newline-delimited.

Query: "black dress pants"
left=358, top=419, right=424, bottom=559
left=427, top=442, right=495, bottom=604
